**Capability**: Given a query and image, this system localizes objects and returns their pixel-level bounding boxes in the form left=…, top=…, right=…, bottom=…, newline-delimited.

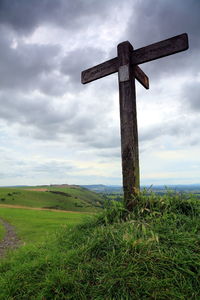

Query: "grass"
left=0, top=207, right=89, bottom=244
left=0, top=192, right=200, bottom=299
left=47, top=185, right=104, bottom=207
left=0, top=186, right=103, bottom=212
left=0, top=221, right=5, bottom=241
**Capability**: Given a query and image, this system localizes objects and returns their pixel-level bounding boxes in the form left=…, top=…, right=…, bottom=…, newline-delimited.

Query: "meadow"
left=0, top=207, right=89, bottom=244
left=0, top=191, right=199, bottom=299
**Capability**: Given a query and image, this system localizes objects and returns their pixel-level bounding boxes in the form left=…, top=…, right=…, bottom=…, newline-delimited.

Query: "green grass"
left=0, top=186, right=103, bottom=212
left=0, top=192, right=200, bottom=299
left=0, top=207, right=89, bottom=244
left=0, top=221, right=5, bottom=241
left=48, top=185, right=104, bottom=207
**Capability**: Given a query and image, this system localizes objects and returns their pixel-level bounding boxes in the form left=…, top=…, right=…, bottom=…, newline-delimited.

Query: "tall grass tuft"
left=0, top=192, right=199, bottom=299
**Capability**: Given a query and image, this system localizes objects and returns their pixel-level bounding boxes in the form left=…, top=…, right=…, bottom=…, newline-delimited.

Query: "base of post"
left=124, top=187, right=140, bottom=211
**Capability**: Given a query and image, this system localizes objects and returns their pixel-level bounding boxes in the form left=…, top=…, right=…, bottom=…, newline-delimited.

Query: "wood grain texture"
left=132, top=33, right=188, bottom=65
left=81, top=57, right=118, bottom=84
left=82, top=33, right=188, bottom=85
left=134, top=65, right=149, bottom=89
left=117, top=41, right=140, bottom=209
left=82, top=57, right=149, bottom=88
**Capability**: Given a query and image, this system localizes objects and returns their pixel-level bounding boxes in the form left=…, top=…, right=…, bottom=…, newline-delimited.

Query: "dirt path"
left=0, top=219, right=21, bottom=258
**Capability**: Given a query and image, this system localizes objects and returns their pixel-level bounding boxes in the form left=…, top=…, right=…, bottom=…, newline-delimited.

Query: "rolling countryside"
left=0, top=185, right=104, bottom=212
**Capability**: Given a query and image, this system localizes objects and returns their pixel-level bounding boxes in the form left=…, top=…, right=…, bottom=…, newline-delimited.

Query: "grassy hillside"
left=0, top=185, right=104, bottom=212
left=0, top=192, right=199, bottom=299
left=0, top=207, right=89, bottom=244
left=48, top=185, right=104, bottom=208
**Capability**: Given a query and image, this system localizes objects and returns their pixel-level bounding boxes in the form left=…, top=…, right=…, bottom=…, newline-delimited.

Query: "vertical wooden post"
left=82, top=34, right=188, bottom=211
left=117, top=41, right=140, bottom=210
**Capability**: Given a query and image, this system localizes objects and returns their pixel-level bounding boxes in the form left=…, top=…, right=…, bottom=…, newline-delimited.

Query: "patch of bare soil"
left=0, top=219, right=21, bottom=258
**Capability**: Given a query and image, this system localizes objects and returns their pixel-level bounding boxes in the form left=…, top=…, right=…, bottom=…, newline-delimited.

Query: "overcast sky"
left=0, top=0, right=199, bottom=186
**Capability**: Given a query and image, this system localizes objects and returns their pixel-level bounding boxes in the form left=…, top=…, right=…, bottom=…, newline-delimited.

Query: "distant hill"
left=143, top=184, right=200, bottom=195
left=81, top=184, right=200, bottom=194
left=81, top=185, right=123, bottom=194
left=0, top=185, right=104, bottom=212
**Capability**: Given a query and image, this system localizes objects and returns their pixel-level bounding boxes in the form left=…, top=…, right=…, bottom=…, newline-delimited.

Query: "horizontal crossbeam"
left=132, top=33, right=188, bottom=65
left=81, top=58, right=149, bottom=89
left=81, top=33, right=188, bottom=88
left=82, top=57, right=117, bottom=85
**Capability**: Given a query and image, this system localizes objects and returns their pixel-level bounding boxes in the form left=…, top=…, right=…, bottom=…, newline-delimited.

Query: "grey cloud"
left=77, top=124, right=120, bottom=150
left=61, top=47, right=105, bottom=85
left=128, top=0, right=200, bottom=47
left=140, top=120, right=184, bottom=142
left=0, top=0, right=199, bottom=155
left=0, top=92, right=72, bottom=139
left=0, top=29, right=107, bottom=96
left=0, top=1, right=123, bottom=147
left=0, top=90, right=112, bottom=145
left=32, top=161, right=75, bottom=174
left=0, top=31, right=63, bottom=95
left=125, top=0, right=200, bottom=80
left=182, top=81, right=200, bottom=111
left=139, top=115, right=200, bottom=147
left=85, top=135, right=119, bottom=149
left=38, top=74, right=69, bottom=96
left=98, top=148, right=121, bottom=159
left=0, top=0, right=121, bottom=34
left=0, top=156, right=78, bottom=180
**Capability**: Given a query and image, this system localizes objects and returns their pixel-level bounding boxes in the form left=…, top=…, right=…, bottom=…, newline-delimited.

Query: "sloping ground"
left=0, top=186, right=104, bottom=212
left=0, top=193, right=199, bottom=299
left=0, top=207, right=89, bottom=245
left=48, top=185, right=104, bottom=207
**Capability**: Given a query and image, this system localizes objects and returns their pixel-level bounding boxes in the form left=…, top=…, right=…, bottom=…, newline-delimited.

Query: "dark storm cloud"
left=0, top=29, right=107, bottom=95
left=0, top=0, right=123, bottom=92
left=0, top=32, right=102, bottom=96
left=0, top=29, right=63, bottom=94
left=0, top=0, right=198, bottom=155
left=126, top=0, right=200, bottom=80
left=0, top=29, right=102, bottom=95
left=61, top=47, right=105, bottom=85
left=0, top=0, right=120, bottom=34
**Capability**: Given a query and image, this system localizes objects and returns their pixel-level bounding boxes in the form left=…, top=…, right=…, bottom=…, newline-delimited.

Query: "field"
left=0, top=192, right=199, bottom=299
left=0, top=207, right=89, bottom=244
left=0, top=185, right=104, bottom=212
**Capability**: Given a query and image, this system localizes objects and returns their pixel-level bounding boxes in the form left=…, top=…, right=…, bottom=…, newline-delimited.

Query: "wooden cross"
left=81, top=33, right=189, bottom=210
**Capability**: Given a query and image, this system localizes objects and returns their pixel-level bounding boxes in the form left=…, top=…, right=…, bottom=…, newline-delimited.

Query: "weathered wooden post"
left=81, top=33, right=189, bottom=210
left=117, top=41, right=139, bottom=209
